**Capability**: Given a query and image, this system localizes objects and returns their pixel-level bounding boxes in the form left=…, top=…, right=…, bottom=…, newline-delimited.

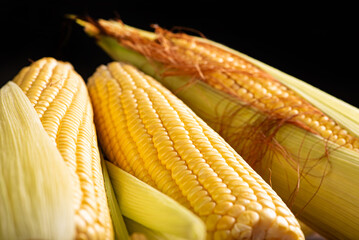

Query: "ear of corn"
left=86, top=19, right=359, bottom=150
left=11, top=57, right=114, bottom=240
left=0, top=82, right=75, bottom=240
left=105, top=160, right=206, bottom=240
left=77, top=18, right=359, bottom=239
left=87, top=61, right=304, bottom=239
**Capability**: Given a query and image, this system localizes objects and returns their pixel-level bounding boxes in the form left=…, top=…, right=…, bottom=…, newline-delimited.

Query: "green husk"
left=0, top=82, right=75, bottom=239
left=125, top=217, right=182, bottom=240
left=76, top=19, right=359, bottom=239
left=105, top=161, right=206, bottom=240
left=100, top=151, right=129, bottom=240
left=124, top=217, right=202, bottom=240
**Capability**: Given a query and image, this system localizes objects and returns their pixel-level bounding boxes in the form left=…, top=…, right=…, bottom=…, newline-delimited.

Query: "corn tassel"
left=0, top=82, right=74, bottom=239
left=11, top=57, right=113, bottom=240
left=87, top=61, right=304, bottom=239
left=76, top=18, right=359, bottom=239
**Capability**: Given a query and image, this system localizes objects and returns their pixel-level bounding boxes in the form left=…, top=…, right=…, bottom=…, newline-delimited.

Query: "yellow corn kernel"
left=87, top=61, right=304, bottom=239
left=12, top=57, right=113, bottom=240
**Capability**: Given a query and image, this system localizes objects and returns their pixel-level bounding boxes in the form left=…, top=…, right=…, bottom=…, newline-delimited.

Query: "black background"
left=1, top=1, right=358, bottom=108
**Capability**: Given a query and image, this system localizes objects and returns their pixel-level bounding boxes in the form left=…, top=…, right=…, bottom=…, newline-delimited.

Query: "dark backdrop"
left=1, top=1, right=358, bottom=108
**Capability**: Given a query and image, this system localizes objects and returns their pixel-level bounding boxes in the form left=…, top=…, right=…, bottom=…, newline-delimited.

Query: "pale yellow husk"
left=0, top=82, right=75, bottom=240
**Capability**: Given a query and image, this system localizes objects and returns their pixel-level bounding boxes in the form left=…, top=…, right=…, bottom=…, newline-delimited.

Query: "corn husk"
left=76, top=18, right=359, bottom=239
left=125, top=218, right=174, bottom=240
left=124, top=217, right=203, bottom=240
left=105, top=160, right=206, bottom=240
left=100, top=151, right=130, bottom=240
left=0, top=82, right=75, bottom=239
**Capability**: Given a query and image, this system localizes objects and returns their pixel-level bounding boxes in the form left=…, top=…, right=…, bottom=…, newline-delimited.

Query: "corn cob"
left=0, top=82, right=74, bottom=240
left=88, top=61, right=304, bottom=240
left=76, top=18, right=359, bottom=239
left=12, top=57, right=113, bottom=240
